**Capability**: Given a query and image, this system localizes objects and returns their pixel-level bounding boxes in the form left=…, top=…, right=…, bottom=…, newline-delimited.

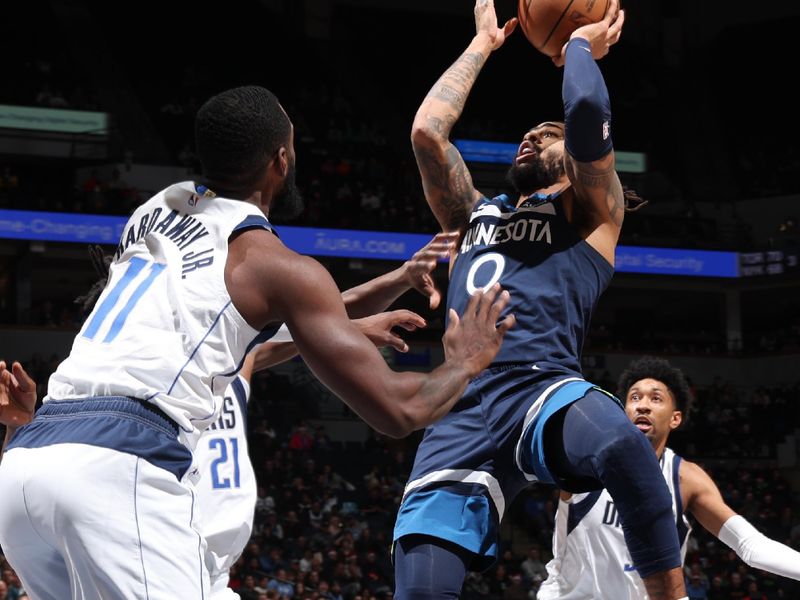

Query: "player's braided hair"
left=195, top=85, right=291, bottom=195
left=622, top=186, right=648, bottom=212
left=616, top=356, right=693, bottom=422
left=74, top=244, right=112, bottom=313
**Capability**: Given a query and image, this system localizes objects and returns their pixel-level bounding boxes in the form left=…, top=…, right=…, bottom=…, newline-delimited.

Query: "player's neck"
left=518, top=180, right=570, bottom=205
left=653, top=438, right=668, bottom=460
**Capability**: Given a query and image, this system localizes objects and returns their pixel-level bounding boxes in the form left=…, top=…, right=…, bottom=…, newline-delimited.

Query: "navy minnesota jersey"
left=448, top=191, right=613, bottom=373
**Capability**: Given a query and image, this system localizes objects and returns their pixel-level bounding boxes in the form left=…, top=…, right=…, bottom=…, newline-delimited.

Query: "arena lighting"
left=1, top=209, right=797, bottom=278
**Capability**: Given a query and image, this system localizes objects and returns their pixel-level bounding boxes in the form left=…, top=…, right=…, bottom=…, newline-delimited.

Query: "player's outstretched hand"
left=403, top=232, right=458, bottom=310
left=354, top=309, right=427, bottom=353
left=552, top=0, right=624, bottom=66
left=444, top=283, right=515, bottom=377
left=0, top=361, right=37, bottom=428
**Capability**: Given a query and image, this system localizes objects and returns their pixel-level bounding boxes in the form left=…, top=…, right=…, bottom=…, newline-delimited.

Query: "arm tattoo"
left=428, top=51, right=486, bottom=115
left=574, top=161, right=625, bottom=227
left=415, top=144, right=474, bottom=230
left=425, top=114, right=458, bottom=137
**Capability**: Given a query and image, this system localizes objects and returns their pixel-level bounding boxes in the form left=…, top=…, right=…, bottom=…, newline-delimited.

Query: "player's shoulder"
left=678, top=457, right=716, bottom=497
left=229, top=228, right=332, bottom=299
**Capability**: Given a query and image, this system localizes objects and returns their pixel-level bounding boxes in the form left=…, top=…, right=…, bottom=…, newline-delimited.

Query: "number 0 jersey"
left=447, top=192, right=613, bottom=374
left=537, top=448, right=691, bottom=600
left=47, top=181, right=277, bottom=448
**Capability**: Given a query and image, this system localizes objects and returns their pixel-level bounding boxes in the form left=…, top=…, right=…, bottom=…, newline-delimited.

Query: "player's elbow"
left=373, top=411, right=415, bottom=439
left=411, top=118, right=445, bottom=149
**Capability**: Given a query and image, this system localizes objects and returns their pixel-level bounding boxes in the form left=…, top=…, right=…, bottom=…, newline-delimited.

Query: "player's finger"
left=12, top=362, right=35, bottom=391
left=395, top=322, right=419, bottom=332
left=604, top=0, right=619, bottom=22
left=487, top=289, right=511, bottom=324
left=503, top=17, right=518, bottom=37
left=429, top=289, right=442, bottom=310
left=608, top=8, right=625, bottom=39
left=384, top=332, right=409, bottom=353
left=430, top=231, right=459, bottom=243
left=390, top=309, right=425, bottom=326
left=447, top=308, right=460, bottom=333
left=464, top=288, right=484, bottom=318
left=553, top=44, right=567, bottom=68
left=496, top=313, right=516, bottom=336
left=477, top=283, right=501, bottom=320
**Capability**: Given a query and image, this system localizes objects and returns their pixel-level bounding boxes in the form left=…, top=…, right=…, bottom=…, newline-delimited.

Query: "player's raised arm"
left=228, top=228, right=514, bottom=438
left=682, top=460, right=800, bottom=581
left=411, top=0, right=516, bottom=233
left=558, top=0, right=626, bottom=263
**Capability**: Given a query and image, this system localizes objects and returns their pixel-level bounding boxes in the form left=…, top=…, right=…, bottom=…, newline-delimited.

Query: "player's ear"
left=670, top=410, right=682, bottom=431
left=275, top=146, right=289, bottom=178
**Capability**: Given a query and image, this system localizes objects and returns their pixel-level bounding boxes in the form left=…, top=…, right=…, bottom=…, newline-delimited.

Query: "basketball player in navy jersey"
left=0, top=85, right=515, bottom=600
left=392, top=1, right=688, bottom=599
left=539, top=356, right=800, bottom=599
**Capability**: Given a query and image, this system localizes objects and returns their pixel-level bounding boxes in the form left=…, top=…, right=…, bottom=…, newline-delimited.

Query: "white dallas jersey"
left=538, top=448, right=691, bottom=600
left=47, top=181, right=276, bottom=449
left=195, top=375, right=256, bottom=581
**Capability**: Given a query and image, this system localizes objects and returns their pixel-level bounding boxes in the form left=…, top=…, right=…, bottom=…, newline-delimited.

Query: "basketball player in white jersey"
left=0, top=85, right=515, bottom=600
left=195, top=234, right=461, bottom=600
left=538, top=356, right=800, bottom=599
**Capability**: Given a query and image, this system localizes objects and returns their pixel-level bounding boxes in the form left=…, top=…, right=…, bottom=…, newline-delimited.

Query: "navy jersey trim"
left=232, top=214, right=275, bottom=236
left=230, top=377, right=249, bottom=431
left=7, top=397, right=192, bottom=479
left=566, top=490, right=603, bottom=534
left=672, top=454, right=689, bottom=543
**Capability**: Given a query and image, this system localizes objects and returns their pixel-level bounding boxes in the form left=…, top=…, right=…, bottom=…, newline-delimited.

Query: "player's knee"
left=596, top=425, right=673, bottom=520
left=597, top=422, right=651, bottom=468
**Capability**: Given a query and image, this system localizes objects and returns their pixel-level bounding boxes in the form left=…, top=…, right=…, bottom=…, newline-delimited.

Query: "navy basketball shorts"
left=393, top=363, right=611, bottom=570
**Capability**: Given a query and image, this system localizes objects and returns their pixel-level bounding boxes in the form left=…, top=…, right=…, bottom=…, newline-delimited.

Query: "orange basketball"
left=517, top=0, right=608, bottom=58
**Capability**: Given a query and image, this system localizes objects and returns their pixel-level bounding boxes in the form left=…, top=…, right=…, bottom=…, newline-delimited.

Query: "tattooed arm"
left=411, top=0, right=517, bottom=233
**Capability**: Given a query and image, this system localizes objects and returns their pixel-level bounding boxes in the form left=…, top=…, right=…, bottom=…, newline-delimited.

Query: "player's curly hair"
left=195, top=85, right=291, bottom=195
left=616, top=356, right=693, bottom=420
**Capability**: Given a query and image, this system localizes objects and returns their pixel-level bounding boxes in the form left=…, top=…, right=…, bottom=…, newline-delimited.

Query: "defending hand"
left=403, top=232, right=458, bottom=310
left=443, top=283, right=515, bottom=378
left=0, top=361, right=37, bottom=428
left=354, top=309, right=427, bottom=353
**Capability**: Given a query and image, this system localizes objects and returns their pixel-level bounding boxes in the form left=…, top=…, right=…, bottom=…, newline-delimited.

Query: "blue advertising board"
left=0, top=209, right=741, bottom=277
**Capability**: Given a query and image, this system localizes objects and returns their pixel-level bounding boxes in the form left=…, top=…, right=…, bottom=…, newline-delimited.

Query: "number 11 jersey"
left=46, top=181, right=277, bottom=449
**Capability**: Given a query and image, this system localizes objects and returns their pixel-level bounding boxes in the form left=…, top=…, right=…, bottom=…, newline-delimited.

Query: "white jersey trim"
left=402, top=469, right=506, bottom=519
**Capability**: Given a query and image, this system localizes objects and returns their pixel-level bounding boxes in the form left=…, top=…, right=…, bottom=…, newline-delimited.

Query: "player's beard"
left=269, top=162, right=304, bottom=222
left=506, top=153, right=565, bottom=196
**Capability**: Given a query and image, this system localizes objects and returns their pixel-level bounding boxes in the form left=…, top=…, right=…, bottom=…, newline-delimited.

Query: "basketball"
left=518, top=0, right=608, bottom=58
